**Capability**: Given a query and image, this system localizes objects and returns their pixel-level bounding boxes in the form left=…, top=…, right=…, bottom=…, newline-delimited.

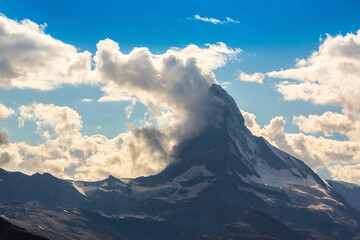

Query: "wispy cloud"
left=225, top=17, right=240, bottom=24
left=81, top=98, right=93, bottom=102
left=193, top=14, right=239, bottom=25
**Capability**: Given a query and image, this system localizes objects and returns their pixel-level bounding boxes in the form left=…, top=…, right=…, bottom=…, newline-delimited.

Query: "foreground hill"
left=0, top=215, right=48, bottom=240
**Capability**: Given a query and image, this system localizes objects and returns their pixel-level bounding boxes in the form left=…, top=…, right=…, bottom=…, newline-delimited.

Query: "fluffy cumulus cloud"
left=0, top=14, right=92, bottom=90
left=237, top=71, right=265, bottom=83
left=328, top=163, right=360, bottom=185
left=2, top=103, right=172, bottom=180
left=268, top=31, right=360, bottom=114
left=0, top=103, right=14, bottom=118
left=293, top=112, right=356, bottom=139
left=18, top=103, right=83, bottom=140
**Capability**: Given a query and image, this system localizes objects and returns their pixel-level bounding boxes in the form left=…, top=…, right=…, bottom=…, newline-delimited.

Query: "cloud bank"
left=0, top=14, right=241, bottom=180
left=0, top=103, right=171, bottom=180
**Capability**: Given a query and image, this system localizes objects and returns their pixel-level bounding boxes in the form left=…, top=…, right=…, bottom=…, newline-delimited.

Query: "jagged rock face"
left=1, top=85, right=360, bottom=239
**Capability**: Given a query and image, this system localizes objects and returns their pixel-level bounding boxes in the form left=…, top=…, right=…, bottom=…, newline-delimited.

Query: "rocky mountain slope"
left=0, top=214, right=48, bottom=240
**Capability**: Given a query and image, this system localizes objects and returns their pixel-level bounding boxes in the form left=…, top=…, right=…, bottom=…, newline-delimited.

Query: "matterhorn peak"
left=209, top=84, right=245, bottom=128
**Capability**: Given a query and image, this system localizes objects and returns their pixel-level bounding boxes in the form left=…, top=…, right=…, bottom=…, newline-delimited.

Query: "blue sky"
left=1, top=0, right=360, bottom=181
left=2, top=0, right=359, bottom=138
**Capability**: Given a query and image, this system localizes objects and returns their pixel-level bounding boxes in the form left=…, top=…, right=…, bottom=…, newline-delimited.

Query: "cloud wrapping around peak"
left=92, top=39, right=239, bottom=142
left=0, top=14, right=92, bottom=90
left=193, top=15, right=239, bottom=25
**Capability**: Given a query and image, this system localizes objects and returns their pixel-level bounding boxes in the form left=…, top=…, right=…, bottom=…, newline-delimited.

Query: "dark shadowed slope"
left=0, top=216, right=48, bottom=240
left=199, top=209, right=306, bottom=240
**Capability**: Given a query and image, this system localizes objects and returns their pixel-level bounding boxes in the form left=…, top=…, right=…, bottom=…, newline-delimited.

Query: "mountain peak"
left=209, top=84, right=245, bottom=128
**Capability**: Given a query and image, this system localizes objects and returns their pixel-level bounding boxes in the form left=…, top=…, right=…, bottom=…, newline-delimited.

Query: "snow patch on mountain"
left=332, top=180, right=360, bottom=189
left=174, top=165, right=214, bottom=182
left=239, top=161, right=317, bottom=188
left=155, top=180, right=214, bottom=203
left=131, top=165, right=215, bottom=202
left=71, top=182, right=99, bottom=196
left=308, top=203, right=334, bottom=211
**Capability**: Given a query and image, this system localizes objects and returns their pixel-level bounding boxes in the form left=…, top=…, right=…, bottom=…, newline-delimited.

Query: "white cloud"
left=167, top=42, right=242, bottom=71
left=226, top=17, right=240, bottom=24
left=193, top=15, right=240, bottom=25
left=261, top=31, right=360, bottom=183
left=268, top=31, right=360, bottom=114
left=81, top=98, right=93, bottom=102
left=194, top=14, right=222, bottom=24
left=94, top=41, right=241, bottom=104
left=242, top=110, right=360, bottom=170
left=328, top=163, right=360, bottom=185
left=92, top=39, right=240, bottom=143
left=0, top=103, right=14, bottom=118
left=125, top=100, right=136, bottom=119
left=18, top=103, right=82, bottom=140
left=1, top=103, right=172, bottom=180
left=0, top=14, right=92, bottom=90
left=97, top=83, right=136, bottom=102
left=0, top=36, right=240, bottom=180
left=237, top=71, right=265, bottom=83
left=293, top=112, right=358, bottom=139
